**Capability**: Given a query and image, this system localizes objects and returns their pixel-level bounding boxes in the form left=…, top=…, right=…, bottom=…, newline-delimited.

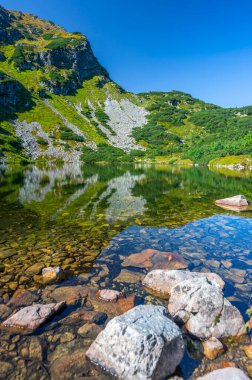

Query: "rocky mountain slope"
left=1, top=5, right=252, bottom=167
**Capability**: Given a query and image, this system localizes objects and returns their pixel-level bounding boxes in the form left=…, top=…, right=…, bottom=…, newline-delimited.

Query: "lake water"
left=0, top=163, right=252, bottom=378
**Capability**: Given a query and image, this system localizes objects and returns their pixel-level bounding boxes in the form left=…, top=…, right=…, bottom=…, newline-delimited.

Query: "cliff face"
left=0, top=71, right=22, bottom=107
left=0, top=70, right=33, bottom=119
left=37, top=40, right=109, bottom=94
left=0, top=6, right=24, bottom=45
left=0, top=6, right=109, bottom=95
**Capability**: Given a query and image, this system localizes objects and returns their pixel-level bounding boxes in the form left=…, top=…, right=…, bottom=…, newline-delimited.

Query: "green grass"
left=209, top=155, right=252, bottom=167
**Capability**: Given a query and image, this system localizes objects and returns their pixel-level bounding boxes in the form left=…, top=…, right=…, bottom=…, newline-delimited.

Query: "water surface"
left=0, top=163, right=251, bottom=310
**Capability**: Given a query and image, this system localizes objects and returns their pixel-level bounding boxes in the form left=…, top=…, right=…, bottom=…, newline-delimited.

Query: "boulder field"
left=143, top=269, right=244, bottom=340
left=0, top=267, right=250, bottom=379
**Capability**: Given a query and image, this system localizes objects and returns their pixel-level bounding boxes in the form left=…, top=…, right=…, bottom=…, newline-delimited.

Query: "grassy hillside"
left=1, top=5, right=252, bottom=167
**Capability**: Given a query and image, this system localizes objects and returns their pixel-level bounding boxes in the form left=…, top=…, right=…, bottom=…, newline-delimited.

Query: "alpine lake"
left=0, top=162, right=252, bottom=379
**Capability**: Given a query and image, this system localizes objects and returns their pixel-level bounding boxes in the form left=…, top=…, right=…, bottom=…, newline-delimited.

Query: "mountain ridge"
left=1, top=5, right=252, bottom=169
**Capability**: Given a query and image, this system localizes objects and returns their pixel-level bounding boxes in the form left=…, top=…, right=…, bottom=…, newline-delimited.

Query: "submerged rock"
left=90, top=289, right=135, bottom=317
left=42, top=266, right=64, bottom=284
left=7, top=289, right=40, bottom=308
left=196, top=367, right=250, bottom=380
left=20, top=336, right=45, bottom=361
left=202, top=337, right=225, bottom=360
left=168, top=276, right=244, bottom=339
left=26, top=262, right=44, bottom=275
left=50, top=350, right=88, bottom=380
left=0, top=304, right=12, bottom=322
left=114, top=269, right=144, bottom=284
left=86, top=305, right=184, bottom=380
left=97, top=289, right=121, bottom=302
left=122, top=249, right=188, bottom=270
left=78, top=323, right=102, bottom=338
left=2, top=302, right=65, bottom=331
left=45, top=285, right=88, bottom=306
left=143, top=269, right=224, bottom=297
left=244, top=344, right=252, bottom=359
left=0, top=361, right=13, bottom=379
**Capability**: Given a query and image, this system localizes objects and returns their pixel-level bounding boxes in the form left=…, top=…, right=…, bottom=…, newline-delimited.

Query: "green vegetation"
left=209, top=155, right=252, bottom=168
left=82, top=144, right=126, bottom=163
left=43, top=33, right=54, bottom=40
left=81, top=144, right=140, bottom=163
left=185, top=107, right=252, bottom=163
left=60, top=131, right=85, bottom=142
left=95, top=109, right=116, bottom=135
left=1, top=6, right=252, bottom=166
left=37, top=138, right=48, bottom=145
left=45, top=37, right=83, bottom=50
left=10, top=45, right=27, bottom=69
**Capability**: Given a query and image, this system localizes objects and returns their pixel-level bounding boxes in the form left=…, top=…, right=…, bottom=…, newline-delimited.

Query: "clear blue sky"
left=2, top=0, right=252, bottom=107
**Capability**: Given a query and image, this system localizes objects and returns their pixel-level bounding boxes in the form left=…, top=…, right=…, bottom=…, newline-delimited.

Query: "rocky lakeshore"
left=1, top=165, right=252, bottom=379
left=0, top=264, right=251, bottom=380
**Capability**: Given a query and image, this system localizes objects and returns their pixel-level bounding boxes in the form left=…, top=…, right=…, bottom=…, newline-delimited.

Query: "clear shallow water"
left=0, top=163, right=252, bottom=378
left=95, top=215, right=252, bottom=313
left=0, top=163, right=251, bottom=305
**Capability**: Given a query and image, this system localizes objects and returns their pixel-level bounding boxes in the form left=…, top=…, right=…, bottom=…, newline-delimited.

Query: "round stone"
left=97, top=289, right=121, bottom=302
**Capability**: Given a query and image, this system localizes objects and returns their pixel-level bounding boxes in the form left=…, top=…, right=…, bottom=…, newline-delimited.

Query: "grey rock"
left=215, top=194, right=249, bottom=207
left=103, top=98, right=148, bottom=151
left=2, top=302, right=65, bottom=331
left=168, top=277, right=244, bottom=339
left=86, top=305, right=184, bottom=380
left=143, top=269, right=224, bottom=297
left=38, top=40, right=109, bottom=95
left=209, top=298, right=245, bottom=338
left=196, top=367, right=250, bottom=380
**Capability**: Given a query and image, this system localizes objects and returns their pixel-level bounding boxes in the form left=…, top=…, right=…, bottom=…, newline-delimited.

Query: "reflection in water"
left=0, top=162, right=252, bottom=309
left=16, top=165, right=146, bottom=223
left=18, top=163, right=83, bottom=203
left=50, top=174, right=98, bottom=221
left=90, top=172, right=146, bottom=222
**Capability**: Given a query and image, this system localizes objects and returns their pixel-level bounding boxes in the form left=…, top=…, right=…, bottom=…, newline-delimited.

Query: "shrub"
left=46, top=37, right=71, bottom=49
left=81, top=143, right=127, bottom=163
left=37, top=138, right=48, bottom=145
left=45, top=37, right=81, bottom=50
left=11, top=45, right=26, bottom=69
left=60, top=131, right=85, bottom=142
left=43, top=33, right=54, bottom=40
left=133, top=123, right=181, bottom=146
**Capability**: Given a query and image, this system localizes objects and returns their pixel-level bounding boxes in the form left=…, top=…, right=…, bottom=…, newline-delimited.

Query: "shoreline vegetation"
left=0, top=5, right=252, bottom=380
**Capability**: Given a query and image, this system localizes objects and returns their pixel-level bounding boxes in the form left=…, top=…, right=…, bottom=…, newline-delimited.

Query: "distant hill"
left=1, top=5, right=252, bottom=168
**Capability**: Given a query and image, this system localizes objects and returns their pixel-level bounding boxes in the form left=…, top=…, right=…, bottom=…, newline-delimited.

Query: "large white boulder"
left=196, top=367, right=250, bottom=380
left=215, top=194, right=249, bottom=207
left=168, top=277, right=244, bottom=339
left=142, top=269, right=224, bottom=297
left=86, top=305, right=184, bottom=380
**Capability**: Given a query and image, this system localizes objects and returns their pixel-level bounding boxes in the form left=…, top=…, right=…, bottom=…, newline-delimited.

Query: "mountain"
left=1, top=5, right=252, bottom=168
